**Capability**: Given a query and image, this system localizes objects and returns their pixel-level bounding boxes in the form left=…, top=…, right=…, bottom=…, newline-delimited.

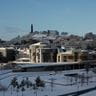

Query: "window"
left=68, top=55, right=73, bottom=59
left=63, top=56, right=67, bottom=62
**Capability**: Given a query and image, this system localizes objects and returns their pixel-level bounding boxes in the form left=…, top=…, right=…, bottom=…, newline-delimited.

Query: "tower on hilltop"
left=31, top=24, right=33, bottom=33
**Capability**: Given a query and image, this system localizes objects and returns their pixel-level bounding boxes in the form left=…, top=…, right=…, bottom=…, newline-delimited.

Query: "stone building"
left=57, top=49, right=88, bottom=63
left=0, top=47, right=16, bottom=62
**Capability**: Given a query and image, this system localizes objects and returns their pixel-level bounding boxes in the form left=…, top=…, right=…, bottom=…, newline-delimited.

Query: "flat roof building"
left=29, top=42, right=57, bottom=63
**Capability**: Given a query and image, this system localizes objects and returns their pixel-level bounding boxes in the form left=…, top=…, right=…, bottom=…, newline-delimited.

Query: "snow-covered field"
left=0, top=69, right=96, bottom=96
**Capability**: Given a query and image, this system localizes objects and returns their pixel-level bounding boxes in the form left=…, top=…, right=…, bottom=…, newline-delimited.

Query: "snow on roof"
left=17, top=58, right=30, bottom=60
left=58, top=50, right=73, bottom=55
left=80, top=50, right=88, bottom=53
left=30, top=42, right=47, bottom=47
left=0, top=47, right=14, bottom=50
left=33, top=34, right=47, bottom=38
left=89, top=51, right=96, bottom=54
left=16, top=62, right=79, bottom=68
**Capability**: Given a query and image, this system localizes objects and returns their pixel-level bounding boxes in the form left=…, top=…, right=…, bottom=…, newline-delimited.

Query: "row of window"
left=58, top=55, right=88, bottom=62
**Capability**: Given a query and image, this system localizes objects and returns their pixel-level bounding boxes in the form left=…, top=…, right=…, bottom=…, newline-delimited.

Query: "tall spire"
left=31, top=24, right=33, bottom=33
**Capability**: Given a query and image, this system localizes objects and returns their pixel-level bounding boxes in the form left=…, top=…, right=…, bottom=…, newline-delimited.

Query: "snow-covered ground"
left=0, top=69, right=96, bottom=96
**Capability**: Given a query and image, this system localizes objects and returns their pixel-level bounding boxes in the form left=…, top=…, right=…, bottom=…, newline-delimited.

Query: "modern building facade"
left=29, top=42, right=57, bottom=63
left=57, top=49, right=89, bottom=63
left=35, top=48, right=57, bottom=63
left=29, top=42, right=96, bottom=64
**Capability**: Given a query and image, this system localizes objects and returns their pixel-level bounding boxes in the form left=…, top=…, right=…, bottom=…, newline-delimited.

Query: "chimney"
left=31, top=24, right=33, bottom=33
